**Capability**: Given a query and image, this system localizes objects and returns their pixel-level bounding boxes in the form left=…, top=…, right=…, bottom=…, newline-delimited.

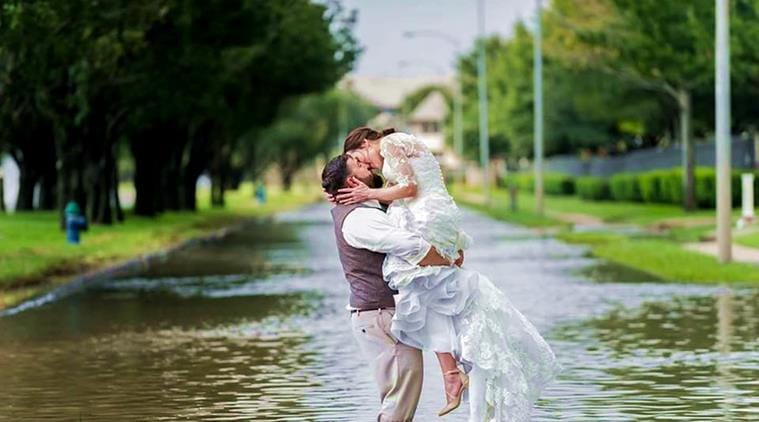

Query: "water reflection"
left=552, top=289, right=758, bottom=420
left=0, top=205, right=757, bottom=421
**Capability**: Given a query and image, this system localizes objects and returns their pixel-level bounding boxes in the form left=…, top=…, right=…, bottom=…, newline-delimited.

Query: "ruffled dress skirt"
left=384, top=204, right=560, bottom=421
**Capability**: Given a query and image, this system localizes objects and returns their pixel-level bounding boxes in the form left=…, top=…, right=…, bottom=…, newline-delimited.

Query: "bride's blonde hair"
left=343, top=126, right=395, bottom=153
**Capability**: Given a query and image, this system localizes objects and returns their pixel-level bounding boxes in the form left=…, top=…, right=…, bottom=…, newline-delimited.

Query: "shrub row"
left=505, top=172, right=575, bottom=196
left=505, top=167, right=757, bottom=208
left=608, top=167, right=745, bottom=207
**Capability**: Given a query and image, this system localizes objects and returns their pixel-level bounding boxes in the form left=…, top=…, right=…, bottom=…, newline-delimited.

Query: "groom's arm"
left=342, top=207, right=451, bottom=267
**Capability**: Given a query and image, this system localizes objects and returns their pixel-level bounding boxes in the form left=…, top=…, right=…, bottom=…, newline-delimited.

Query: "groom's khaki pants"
left=351, top=308, right=423, bottom=422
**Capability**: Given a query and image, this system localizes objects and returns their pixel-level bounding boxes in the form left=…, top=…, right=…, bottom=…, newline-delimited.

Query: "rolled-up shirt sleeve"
left=342, top=207, right=431, bottom=266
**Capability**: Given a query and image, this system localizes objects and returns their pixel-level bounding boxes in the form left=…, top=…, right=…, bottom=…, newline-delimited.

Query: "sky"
left=339, top=0, right=535, bottom=77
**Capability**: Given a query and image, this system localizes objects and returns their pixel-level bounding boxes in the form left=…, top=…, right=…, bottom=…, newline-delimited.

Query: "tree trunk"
left=16, top=166, right=38, bottom=211
left=112, top=155, right=124, bottom=222
left=209, top=140, right=229, bottom=208
left=211, top=172, right=226, bottom=207
left=0, top=173, right=5, bottom=212
left=282, top=169, right=294, bottom=191
left=163, top=134, right=188, bottom=211
left=678, top=89, right=696, bottom=211
left=92, top=150, right=114, bottom=225
left=39, top=169, right=57, bottom=210
left=38, top=140, right=58, bottom=210
left=131, top=124, right=179, bottom=216
left=131, top=137, right=160, bottom=217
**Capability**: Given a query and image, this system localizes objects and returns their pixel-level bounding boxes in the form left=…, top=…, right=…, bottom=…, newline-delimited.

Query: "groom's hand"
left=322, top=188, right=337, bottom=203
left=419, top=247, right=454, bottom=267
left=454, top=250, right=464, bottom=267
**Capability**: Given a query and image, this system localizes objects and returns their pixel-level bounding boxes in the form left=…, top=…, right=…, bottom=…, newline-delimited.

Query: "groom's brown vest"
left=331, top=203, right=397, bottom=310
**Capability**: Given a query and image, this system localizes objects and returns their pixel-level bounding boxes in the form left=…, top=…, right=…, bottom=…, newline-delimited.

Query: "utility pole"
left=533, top=0, right=544, bottom=214
left=477, top=0, right=490, bottom=203
left=715, top=0, right=732, bottom=262
left=453, top=76, right=464, bottom=182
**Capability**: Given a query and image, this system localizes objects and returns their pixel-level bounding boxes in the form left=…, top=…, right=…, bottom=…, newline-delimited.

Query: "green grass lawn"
left=558, top=232, right=759, bottom=283
left=0, top=183, right=319, bottom=293
left=452, top=184, right=758, bottom=284
left=733, top=229, right=759, bottom=248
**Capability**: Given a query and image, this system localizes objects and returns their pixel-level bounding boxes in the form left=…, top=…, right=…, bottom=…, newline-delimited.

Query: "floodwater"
left=0, top=204, right=757, bottom=421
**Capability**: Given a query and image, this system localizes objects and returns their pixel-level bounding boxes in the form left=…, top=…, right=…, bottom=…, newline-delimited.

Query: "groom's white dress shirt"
left=341, top=200, right=431, bottom=266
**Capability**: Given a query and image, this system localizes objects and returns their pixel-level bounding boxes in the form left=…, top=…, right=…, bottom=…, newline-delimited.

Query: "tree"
left=124, top=0, right=358, bottom=212
left=0, top=0, right=359, bottom=219
left=260, top=90, right=376, bottom=190
left=0, top=0, right=162, bottom=221
left=546, top=0, right=718, bottom=210
left=456, top=23, right=651, bottom=162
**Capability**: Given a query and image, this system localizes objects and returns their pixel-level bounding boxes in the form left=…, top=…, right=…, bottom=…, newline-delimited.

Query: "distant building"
left=407, top=90, right=448, bottom=154
left=340, top=74, right=459, bottom=168
left=340, top=74, right=452, bottom=114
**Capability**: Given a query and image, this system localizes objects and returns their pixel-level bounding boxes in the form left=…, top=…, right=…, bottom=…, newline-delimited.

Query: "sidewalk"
left=685, top=241, right=759, bottom=264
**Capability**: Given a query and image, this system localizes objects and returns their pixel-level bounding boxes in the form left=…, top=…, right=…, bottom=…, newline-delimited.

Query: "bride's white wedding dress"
left=379, top=132, right=560, bottom=421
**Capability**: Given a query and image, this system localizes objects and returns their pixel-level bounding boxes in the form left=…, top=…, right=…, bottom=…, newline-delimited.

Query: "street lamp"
left=476, top=0, right=490, bottom=203
left=534, top=0, right=544, bottom=215
left=403, top=30, right=465, bottom=181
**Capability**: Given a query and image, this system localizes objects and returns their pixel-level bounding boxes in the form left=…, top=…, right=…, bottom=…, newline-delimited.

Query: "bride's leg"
left=436, top=352, right=466, bottom=413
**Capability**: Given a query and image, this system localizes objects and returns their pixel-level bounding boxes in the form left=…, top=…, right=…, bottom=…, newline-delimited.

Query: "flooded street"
left=0, top=204, right=757, bottom=420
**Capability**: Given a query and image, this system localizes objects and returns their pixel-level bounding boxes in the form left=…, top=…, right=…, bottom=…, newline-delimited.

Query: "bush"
left=658, top=169, right=683, bottom=205
left=691, top=167, right=747, bottom=208
left=638, top=171, right=663, bottom=203
left=609, top=173, right=642, bottom=202
left=502, top=172, right=574, bottom=195
left=694, top=167, right=716, bottom=208
left=544, top=173, right=575, bottom=195
left=576, top=176, right=611, bottom=200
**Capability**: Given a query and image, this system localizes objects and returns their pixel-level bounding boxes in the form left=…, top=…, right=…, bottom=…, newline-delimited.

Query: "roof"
left=409, top=91, right=449, bottom=122
left=340, top=74, right=454, bottom=111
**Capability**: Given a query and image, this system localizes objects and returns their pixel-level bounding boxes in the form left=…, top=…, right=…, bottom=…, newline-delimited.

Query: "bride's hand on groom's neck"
left=336, top=177, right=373, bottom=205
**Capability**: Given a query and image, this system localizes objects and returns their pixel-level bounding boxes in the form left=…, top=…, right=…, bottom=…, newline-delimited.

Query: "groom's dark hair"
left=322, top=155, right=349, bottom=195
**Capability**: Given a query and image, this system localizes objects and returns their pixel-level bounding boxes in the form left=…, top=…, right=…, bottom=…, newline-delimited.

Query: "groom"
left=321, top=154, right=453, bottom=422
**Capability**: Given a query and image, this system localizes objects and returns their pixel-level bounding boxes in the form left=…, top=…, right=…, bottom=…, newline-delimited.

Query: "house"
left=406, top=90, right=448, bottom=154
left=340, top=75, right=457, bottom=165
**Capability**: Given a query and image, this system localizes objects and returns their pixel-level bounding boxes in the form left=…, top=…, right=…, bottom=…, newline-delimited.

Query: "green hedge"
left=605, top=167, right=747, bottom=207
left=499, top=167, right=754, bottom=209
left=576, top=176, right=611, bottom=200
left=545, top=173, right=575, bottom=195
left=609, top=173, right=642, bottom=202
left=504, top=172, right=575, bottom=195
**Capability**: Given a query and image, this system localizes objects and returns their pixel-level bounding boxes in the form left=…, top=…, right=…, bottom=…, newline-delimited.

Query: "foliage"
left=609, top=173, right=642, bottom=202
left=400, top=84, right=453, bottom=118
left=576, top=176, right=611, bottom=200
left=504, top=172, right=575, bottom=195
left=455, top=0, right=759, bottom=209
left=0, top=0, right=358, bottom=219
left=258, top=90, right=376, bottom=189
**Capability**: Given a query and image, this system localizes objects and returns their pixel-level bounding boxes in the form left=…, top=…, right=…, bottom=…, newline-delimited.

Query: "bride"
left=334, top=127, right=560, bottom=421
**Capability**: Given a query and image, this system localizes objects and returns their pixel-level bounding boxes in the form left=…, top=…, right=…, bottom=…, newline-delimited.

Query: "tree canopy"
left=0, top=0, right=358, bottom=220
